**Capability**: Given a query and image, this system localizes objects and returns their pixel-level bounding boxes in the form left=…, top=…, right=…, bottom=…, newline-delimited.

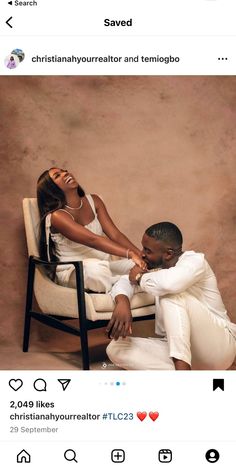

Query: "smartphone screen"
left=0, top=1, right=236, bottom=470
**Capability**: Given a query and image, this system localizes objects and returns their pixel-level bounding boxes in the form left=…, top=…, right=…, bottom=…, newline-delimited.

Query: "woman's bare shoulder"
left=91, top=194, right=105, bottom=207
left=51, top=209, right=74, bottom=223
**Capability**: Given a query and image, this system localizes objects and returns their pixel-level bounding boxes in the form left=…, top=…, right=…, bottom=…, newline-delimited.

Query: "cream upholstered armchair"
left=22, top=198, right=155, bottom=369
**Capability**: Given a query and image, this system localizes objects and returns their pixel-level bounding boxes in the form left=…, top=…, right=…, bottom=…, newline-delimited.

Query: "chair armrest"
left=29, top=255, right=83, bottom=270
left=29, top=255, right=84, bottom=295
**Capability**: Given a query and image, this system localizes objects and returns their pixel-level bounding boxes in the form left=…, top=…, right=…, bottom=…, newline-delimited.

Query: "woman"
left=37, top=167, right=145, bottom=292
left=7, top=56, right=17, bottom=69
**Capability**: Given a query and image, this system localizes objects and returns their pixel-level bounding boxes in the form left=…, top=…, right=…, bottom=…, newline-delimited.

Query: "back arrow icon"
left=6, top=16, right=13, bottom=28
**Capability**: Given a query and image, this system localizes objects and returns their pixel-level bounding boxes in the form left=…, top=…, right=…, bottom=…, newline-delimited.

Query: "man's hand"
left=129, top=264, right=147, bottom=285
left=105, top=295, right=132, bottom=341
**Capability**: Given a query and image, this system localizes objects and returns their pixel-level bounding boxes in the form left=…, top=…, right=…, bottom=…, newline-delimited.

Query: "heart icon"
left=9, top=379, right=23, bottom=391
left=149, top=411, right=159, bottom=422
left=137, top=411, right=147, bottom=421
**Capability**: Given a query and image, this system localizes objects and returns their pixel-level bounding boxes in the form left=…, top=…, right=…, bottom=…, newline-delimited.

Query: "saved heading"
left=104, top=18, right=133, bottom=27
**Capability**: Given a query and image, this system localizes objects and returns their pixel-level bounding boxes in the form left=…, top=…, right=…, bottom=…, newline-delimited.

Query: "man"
left=106, top=222, right=236, bottom=370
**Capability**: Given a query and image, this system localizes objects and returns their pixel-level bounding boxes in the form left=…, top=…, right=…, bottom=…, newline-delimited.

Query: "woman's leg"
left=67, top=258, right=133, bottom=292
left=160, top=292, right=236, bottom=370
left=109, top=259, right=134, bottom=285
left=68, top=259, right=113, bottom=293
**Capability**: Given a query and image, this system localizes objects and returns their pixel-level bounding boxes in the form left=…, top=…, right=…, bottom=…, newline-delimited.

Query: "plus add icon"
left=111, top=449, right=125, bottom=463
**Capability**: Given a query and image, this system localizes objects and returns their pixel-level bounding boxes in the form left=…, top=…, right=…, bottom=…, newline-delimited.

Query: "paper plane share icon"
left=57, top=379, right=71, bottom=391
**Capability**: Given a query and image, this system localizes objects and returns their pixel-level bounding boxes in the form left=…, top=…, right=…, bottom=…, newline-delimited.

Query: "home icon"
left=17, top=449, right=31, bottom=463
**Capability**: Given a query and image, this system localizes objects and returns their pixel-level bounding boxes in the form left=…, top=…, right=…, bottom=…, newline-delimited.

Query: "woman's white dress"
left=45, top=194, right=133, bottom=292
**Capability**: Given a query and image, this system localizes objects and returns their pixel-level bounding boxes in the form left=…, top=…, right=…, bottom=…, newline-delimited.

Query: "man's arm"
left=140, top=254, right=206, bottom=296
left=106, top=294, right=132, bottom=340
left=110, top=274, right=136, bottom=301
left=106, top=275, right=138, bottom=340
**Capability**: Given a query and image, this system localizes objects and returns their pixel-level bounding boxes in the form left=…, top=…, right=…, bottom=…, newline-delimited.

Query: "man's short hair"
left=145, top=222, right=183, bottom=247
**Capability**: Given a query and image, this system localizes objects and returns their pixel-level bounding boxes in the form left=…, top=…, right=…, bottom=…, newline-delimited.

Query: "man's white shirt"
left=111, top=251, right=236, bottom=338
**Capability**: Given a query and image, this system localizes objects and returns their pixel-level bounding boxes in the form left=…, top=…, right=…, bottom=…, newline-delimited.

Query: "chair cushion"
left=34, top=268, right=155, bottom=321
left=90, top=291, right=155, bottom=312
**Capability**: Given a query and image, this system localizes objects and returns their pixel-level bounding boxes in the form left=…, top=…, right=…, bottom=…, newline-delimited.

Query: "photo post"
left=0, top=1, right=236, bottom=469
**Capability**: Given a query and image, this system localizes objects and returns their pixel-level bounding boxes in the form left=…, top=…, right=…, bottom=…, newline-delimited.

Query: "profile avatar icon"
left=4, top=48, right=25, bottom=70
left=5, top=55, right=18, bottom=69
left=205, top=449, right=220, bottom=463
left=11, top=48, right=25, bottom=63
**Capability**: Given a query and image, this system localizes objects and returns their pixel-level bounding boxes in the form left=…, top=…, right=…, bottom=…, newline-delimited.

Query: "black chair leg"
left=23, top=256, right=35, bottom=352
left=80, top=326, right=90, bottom=370
left=23, top=258, right=92, bottom=370
left=23, top=315, right=31, bottom=352
left=75, top=262, right=90, bottom=370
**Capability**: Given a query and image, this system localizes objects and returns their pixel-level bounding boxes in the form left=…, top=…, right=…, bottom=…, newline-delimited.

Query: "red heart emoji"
left=137, top=411, right=147, bottom=421
left=149, top=411, right=159, bottom=421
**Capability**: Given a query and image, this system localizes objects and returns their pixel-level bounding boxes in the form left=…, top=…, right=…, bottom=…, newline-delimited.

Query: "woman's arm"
left=92, top=194, right=141, bottom=255
left=50, top=210, right=143, bottom=266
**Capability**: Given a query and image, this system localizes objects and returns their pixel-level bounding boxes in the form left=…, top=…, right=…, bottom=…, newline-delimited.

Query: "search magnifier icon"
left=64, top=449, right=78, bottom=463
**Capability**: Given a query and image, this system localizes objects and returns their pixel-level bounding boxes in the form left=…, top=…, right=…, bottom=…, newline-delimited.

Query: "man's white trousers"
left=107, top=292, right=236, bottom=370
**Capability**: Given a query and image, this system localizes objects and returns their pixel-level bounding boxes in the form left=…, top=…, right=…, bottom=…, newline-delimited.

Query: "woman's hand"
left=129, top=250, right=147, bottom=270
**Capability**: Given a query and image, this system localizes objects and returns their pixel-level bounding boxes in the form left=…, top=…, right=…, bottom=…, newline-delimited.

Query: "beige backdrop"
left=0, top=76, right=236, bottom=367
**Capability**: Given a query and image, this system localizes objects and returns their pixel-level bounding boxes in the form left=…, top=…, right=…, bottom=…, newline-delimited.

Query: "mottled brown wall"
left=1, top=76, right=236, bottom=351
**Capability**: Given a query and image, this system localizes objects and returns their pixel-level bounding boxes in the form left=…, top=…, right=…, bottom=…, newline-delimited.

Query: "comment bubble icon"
left=33, top=378, right=47, bottom=392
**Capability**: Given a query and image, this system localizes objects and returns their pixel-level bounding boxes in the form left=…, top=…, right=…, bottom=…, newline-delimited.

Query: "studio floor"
left=0, top=327, right=117, bottom=371
left=0, top=319, right=235, bottom=371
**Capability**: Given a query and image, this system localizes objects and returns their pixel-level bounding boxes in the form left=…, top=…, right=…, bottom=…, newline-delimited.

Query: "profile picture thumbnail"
left=4, top=48, right=25, bottom=70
